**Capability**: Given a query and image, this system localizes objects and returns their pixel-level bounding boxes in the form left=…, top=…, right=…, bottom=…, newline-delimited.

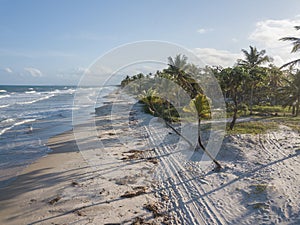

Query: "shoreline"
left=0, top=90, right=299, bottom=224
left=0, top=130, right=86, bottom=224
left=0, top=93, right=165, bottom=224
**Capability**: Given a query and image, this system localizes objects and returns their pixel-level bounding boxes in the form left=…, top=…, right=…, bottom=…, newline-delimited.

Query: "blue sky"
left=1, top=0, right=300, bottom=85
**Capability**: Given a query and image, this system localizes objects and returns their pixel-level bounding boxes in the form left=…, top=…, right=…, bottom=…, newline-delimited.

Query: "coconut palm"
left=238, top=46, right=272, bottom=114
left=280, top=26, right=300, bottom=68
left=238, top=46, right=271, bottom=68
left=183, top=93, right=221, bottom=169
left=266, top=65, right=284, bottom=105
left=279, top=70, right=300, bottom=116
left=219, top=66, right=248, bottom=129
left=166, top=54, right=198, bottom=98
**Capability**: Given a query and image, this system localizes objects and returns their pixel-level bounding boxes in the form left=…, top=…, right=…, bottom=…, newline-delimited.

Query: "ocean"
left=0, top=85, right=116, bottom=188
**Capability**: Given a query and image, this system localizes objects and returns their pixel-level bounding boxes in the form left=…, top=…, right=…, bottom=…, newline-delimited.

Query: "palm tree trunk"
left=292, top=105, right=296, bottom=116
left=197, top=118, right=221, bottom=169
left=164, top=121, right=194, bottom=148
left=230, top=107, right=238, bottom=130
left=250, top=85, right=254, bottom=115
left=296, top=95, right=300, bottom=116
left=230, top=92, right=238, bottom=130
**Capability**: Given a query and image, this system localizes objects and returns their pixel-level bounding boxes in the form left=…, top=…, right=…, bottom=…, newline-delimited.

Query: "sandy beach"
left=0, top=93, right=299, bottom=225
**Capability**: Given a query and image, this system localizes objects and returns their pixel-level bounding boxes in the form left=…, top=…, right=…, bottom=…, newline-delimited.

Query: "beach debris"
left=71, top=181, right=79, bottom=186
left=74, top=210, right=86, bottom=216
left=131, top=217, right=145, bottom=225
left=99, top=188, right=105, bottom=194
left=29, top=199, right=37, bottom=204
left=115, top=175, right=138, bottom=185
left=146, top=157, right=158, bottom=164
left=121, top=149, right=157, bottom=161
left=144, top=203, right=163, bottom=218
left=104, top=223, right=121, bottom=225
left=120, top=186, right=147, bottom=198
left=121, top=150, right=144, bottom=160
left=198, top=178, right=209, bottom=185
left=48, top=196, right=61, bottom=205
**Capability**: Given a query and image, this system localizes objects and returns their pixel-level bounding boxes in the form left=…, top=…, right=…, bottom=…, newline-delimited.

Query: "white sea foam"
left=25, top=90, right=37, bottom=94
left=48, top=89, right=75, bottom=95
left=0, top=104, right=10, bottom=108
left=0, top=90, right=7, bottom=93
left=1, top=118, right=15, bottom=124
left=0, top=118, right=36, bottom=136
left=0, top=94, right=10, bottom=99
left=16, top=94, right=54, bottom=105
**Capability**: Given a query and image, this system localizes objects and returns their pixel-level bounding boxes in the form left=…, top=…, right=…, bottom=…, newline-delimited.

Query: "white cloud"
left=193, top=48, right=242, bottom=67
left=231, top=38, right=239, bottom=43
left=24, top=67, right=43, bottom=77
left=249, top=17, right=300, bottom=66
left=4, top=67, right=13, bottom=73
left=197, top=28, right=214, bottom=34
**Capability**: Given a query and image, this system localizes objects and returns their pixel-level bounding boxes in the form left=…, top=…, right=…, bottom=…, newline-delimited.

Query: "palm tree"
left=183, top=93, right=221, bottom=169
left=219, top=66, right=248, bottom=129
left=280, top=26, right=300, bottom=68
left=166, top=54, right=198, bottom=98
left=266, top=65, right=284, bottom=105
left=238, top=46, right=272, bottom=114
left=279, top=70, right=300, bottom=116
left=238, top=46, right=271, bottom=67
left=168, top=54, right=188, bottom=70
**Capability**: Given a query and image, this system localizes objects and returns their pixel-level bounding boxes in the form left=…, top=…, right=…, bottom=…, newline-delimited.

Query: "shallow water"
left=0, top=85, right=116, bottom=188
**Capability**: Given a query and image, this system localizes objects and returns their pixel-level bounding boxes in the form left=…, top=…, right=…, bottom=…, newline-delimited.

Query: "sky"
left=1, top=0, right=300, bottom=85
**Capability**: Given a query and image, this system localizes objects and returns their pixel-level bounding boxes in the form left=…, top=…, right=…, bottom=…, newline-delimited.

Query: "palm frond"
left=295, top=26, right=300, bottom=30
left=280, top=58, right=300, bottom=69
left=279, top=37, right=300, bottom=42
left=291, top=43, right=300, bottom=53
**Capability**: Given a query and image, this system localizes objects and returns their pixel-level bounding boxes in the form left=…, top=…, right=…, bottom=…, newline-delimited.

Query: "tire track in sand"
left=144, top=125, right=228, bottom=225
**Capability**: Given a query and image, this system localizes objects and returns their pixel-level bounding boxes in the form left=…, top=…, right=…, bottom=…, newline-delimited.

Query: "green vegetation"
left=226, top=121, right=278, bottom=135
left=252, top=202, right=269, bottom=209
left=121, top=54, right=223, bottom=168
left=251, top=184, right=272, bottom=194
left=252, top=105, right=290, bottom=115
left=119, top=25, right=300, bottom=168
left=280, top=26, right=300, bottom=68
left=269, top=116, right=300, bottom=132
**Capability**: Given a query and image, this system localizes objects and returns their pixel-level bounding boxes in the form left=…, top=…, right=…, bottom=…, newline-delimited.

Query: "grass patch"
left=252, top=105, right=290, bottom=114
left=267, top=116, right=300, bottom=132
left=252, top=202, right=269, bottom=209
left=250, top=183, right=275, bottom=195
left=252, top=184, right=268, bottom=194
left=227, top=121, right=278, bottom=135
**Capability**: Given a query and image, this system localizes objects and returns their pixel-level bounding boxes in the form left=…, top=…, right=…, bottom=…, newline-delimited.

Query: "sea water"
left=0, top=85, right=116, bottom=188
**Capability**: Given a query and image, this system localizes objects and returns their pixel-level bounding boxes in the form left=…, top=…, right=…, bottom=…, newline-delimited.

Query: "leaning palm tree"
left=238, top=46, right=272, bottom=114
left=183, top=93, right=222, bottom=169
left=280, top=26, right=300, bottom=68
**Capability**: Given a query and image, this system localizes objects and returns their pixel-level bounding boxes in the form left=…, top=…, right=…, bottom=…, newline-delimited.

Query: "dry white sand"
left=0, top=92, right=299, bottom=225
